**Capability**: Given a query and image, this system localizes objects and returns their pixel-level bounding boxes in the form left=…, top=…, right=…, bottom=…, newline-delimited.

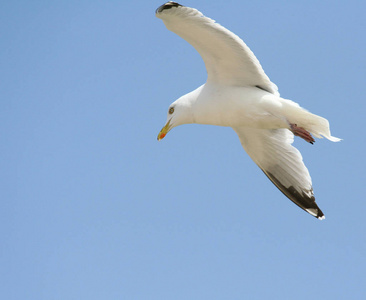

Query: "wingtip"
left=305, top=207, right=325, bottom=220
left=156, top=2, right=183, bottom=14
left=316, top=208, right=325, bottom=220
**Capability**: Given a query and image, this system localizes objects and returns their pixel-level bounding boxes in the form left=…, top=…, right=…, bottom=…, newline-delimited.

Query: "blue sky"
left=1, top=0, right=365, bottom=299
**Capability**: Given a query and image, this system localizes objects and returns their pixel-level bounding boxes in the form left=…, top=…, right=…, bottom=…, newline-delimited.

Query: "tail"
left=303, top=112, right=341, bottom=142
left=282, top=99, right=341, bottom=142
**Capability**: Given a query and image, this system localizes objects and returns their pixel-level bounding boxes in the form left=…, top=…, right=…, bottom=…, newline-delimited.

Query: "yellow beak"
left=157, top=118, right=173, bottom=141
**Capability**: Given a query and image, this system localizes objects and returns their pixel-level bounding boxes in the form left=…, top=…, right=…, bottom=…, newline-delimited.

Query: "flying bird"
left=156, top=2, right=340, bottom=219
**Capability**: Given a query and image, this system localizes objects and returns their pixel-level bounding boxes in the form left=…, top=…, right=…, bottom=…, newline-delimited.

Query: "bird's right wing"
left=233, top=126, right=324, bottom=219
left=156, top=2, right=279, bottom=96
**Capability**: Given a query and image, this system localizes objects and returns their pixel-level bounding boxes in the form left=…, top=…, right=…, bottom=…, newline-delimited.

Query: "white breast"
left=192, top=83, right=286, bottom=129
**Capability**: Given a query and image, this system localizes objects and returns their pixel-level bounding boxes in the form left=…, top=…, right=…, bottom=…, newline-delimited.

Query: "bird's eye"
left=169, top=107, right=174, bottom=114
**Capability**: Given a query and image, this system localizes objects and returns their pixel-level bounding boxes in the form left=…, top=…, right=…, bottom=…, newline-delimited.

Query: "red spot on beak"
left=158, top=132, right=166, bottom=141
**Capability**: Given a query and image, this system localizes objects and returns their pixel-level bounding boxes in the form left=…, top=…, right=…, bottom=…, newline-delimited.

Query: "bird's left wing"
left=156, top=2, right=279, bottom=96
left=233, top=126, right=324, bottom=219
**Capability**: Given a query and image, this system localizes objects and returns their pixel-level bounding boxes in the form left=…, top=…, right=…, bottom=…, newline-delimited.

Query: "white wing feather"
left=156, top=3, right=279, bottom=96
left=233, top=126, right=324, bottom=219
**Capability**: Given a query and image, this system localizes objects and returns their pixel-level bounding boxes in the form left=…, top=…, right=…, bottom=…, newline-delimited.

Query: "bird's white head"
left=157, top=96, right=195, bottom=141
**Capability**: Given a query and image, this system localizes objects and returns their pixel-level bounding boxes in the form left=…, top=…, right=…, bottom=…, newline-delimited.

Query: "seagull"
left=156, top=2, right=340, bottom=219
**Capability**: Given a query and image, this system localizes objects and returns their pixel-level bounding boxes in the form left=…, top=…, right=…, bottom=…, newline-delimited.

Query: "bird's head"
left=157, top=98, right=194, bottom=141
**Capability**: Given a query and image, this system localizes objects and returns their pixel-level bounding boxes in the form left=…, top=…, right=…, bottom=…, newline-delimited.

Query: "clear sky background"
left=1, top=1, right=366, bottom=299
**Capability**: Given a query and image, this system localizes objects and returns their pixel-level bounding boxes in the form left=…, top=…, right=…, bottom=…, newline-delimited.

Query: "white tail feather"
left=305, top=113, right=341, bottom=142
left=281, top=99, right=341, bottom=142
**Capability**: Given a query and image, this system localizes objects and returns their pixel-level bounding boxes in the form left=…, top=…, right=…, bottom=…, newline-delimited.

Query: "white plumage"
left=156, top=2, right=340, bottom=219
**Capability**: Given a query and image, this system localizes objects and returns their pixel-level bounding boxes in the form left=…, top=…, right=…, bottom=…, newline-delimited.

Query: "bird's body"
left=156, top=2, right=340, bottom=219
left=175, top=83, right=321, bottom=130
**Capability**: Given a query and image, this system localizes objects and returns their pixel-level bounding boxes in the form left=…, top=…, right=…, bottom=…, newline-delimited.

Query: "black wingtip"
left=264, top=171, right=325, bottom=220
left=156, top=2, right=183, bottom=14
left=306, top=207, right=325, bottom=220
left=316, top=209, right=325, bottom=220
left=317, top=214, right=325, bottom=220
